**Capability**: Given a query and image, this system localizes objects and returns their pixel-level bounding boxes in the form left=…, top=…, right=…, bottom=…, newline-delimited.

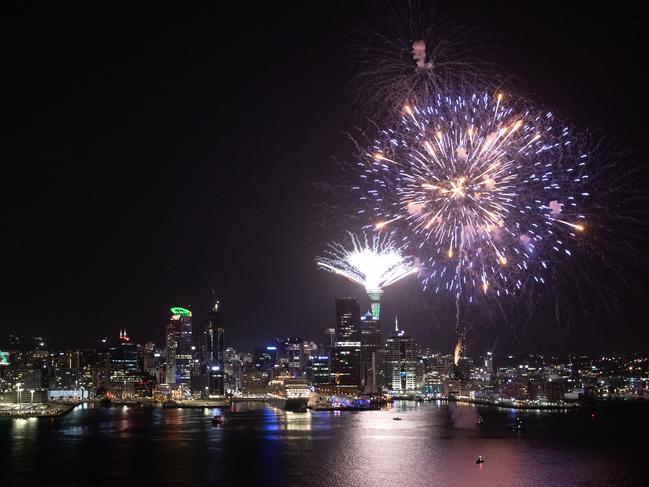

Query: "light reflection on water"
left=0, top=400, right=647, bottom=486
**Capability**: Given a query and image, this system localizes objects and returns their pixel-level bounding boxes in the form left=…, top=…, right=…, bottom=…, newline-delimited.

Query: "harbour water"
left=1, top=400, right=646, bottom=486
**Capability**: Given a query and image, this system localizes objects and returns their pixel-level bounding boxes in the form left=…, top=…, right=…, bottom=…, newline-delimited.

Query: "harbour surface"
left=1, top=400, right=646, bottom=486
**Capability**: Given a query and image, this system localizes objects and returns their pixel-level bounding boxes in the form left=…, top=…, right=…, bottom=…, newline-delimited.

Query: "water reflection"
left=1, top=401, right=647, bottom=486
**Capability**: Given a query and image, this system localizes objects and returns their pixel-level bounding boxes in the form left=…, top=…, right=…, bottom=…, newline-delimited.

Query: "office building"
left=204, top=298, right=225, bottom=394
left=330, top=298, right=362, bottom=390
left=360, top=311, right=381, bottom=393
left=165, top=307, right=193, bottom=388
left=385, top=317, right=417, bottom=393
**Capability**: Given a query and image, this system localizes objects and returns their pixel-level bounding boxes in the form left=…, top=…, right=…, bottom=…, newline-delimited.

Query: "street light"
left=16, top=383, right=23, bottom=412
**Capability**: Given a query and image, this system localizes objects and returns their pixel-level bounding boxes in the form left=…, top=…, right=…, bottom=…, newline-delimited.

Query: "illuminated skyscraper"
left=165, top=307, right=193, bottom=387
left=109, top=330, right=140, bottom=372
left=331, top=298, right=362, bottom=390
left=280, top=337, right=304, bottom=378
left=307, top=355, right=330, bottom=386
left=385, top=317, right=417, bottom=393
left=360, top=312, right=381, bottom=393
left=204, top=298, right=225, bottom=394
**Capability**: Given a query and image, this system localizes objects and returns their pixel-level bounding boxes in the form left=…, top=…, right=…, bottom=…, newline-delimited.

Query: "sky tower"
left=367, top=289, right=383, bottom=320
left=316, top=231, right=416, bottom=320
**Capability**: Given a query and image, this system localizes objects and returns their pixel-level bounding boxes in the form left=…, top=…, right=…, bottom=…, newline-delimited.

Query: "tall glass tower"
left=385, top=317, right=417, bottom=393
left=360, top=312, right=381, bottom=393
left=331, top=298, right=362, bottom=389
left=165, top=307, right=193, bottom=388
left=205, top=299, right=225, bottom=394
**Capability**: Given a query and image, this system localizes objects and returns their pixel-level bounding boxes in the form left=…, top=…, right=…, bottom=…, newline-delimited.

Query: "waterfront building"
left=165, top=307, right=193, bottom=388
left=204, top=298, right=225, bottom=394
left=330, top=298, right=362, bottom=390
left=280, top=337, right=304, bottom=378
left=360, top=311, right=381, bottom=393
left=385, top=318, right=417, bottom=393
left=241, top=362, right=268, bottom=395
left=307, top=355, right=330, bottom=387
left=109, top=330, right=140, bottom=372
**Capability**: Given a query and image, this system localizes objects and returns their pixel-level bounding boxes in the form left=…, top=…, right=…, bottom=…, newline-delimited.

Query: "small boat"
left=477, top=416, right=485, bottom=425
left=476, top=456, right=485, bottom=464
left=211, top=415, right=224, bottom=426
left=512, top=418, right=524, bottom=431
left=393, top=417, right=403, bottom=421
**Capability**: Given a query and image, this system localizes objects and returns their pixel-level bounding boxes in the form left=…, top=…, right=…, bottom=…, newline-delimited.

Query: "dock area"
left=0, top=401, right=79, bottom=418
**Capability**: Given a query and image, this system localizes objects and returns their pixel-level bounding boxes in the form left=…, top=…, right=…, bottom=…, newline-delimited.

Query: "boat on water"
left=393, top=417, right=403, bottom=421
left=370, top=395, right=393, bottom=406
left=512, top=418, right=525, bottom=431
left=307, top=394, right=330, bottom=410
left=476, top=456, right=485, bottom=464
left=211, top=415, right=224, bottom=426
left=307, top=393, right=379, bottom=411
left=477, top=416, right=485, bottom=425
left=266, top=379, right=310, bottom=412
left=267, top=396, right=309, bottom=412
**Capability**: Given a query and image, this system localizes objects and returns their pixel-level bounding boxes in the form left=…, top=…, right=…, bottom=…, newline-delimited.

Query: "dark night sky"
left=1, top=2, right=647, bottom=354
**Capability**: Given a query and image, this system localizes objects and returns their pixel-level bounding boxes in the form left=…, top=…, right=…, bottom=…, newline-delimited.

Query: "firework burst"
left=356, top=92, right=589, bottom=300
left=316, top=231, right=417, bottom=318
left=350, top=1, right=501, bottom=116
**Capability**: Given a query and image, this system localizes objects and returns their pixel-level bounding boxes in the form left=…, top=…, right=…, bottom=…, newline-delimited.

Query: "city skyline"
left=2, top=4, right=648, bottom=486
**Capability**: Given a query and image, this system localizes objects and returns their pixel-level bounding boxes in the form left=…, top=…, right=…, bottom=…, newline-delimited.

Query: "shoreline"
left=439, top=397, right=583, bottom=410
left=0, top=402, right=79, bottom=418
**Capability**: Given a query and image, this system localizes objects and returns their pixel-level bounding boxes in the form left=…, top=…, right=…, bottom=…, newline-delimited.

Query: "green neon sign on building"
left=170, top=307, right=192, bottom=317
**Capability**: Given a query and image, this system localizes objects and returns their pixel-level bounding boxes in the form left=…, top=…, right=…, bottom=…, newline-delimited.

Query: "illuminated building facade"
left=331, top=298, right=362, bottom=389
left=204, top=299, right=225, bottom=394
left=280, top=337, right=304, bottom=378
left=360, top=312, right=381, bottom=393
left=307, top=355, right=330, bottom=386
left=385, top=318, right=417, bottom=392
left=109, top=330, right=140, bottom=371
left=165, top=307, right=193, bottom=387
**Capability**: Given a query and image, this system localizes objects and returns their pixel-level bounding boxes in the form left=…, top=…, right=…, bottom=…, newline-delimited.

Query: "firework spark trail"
left=316, top=231, right=417, bottom=295
left=350, top=1, right=502, bottom=116
left=356, top=92, right=589, bottom=301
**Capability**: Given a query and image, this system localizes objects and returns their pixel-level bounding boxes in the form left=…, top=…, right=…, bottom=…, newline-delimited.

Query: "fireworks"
left=316, top=231, right=417, bottom=318
left=350, top=2, right=499, bottom=116
left=453, top=340, right=462, bottom=366
left=356, top=92, right=588, bottom=300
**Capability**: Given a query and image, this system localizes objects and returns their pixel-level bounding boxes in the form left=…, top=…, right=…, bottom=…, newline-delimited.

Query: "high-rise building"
left=107, top=330, right=151, bottom=399
left=241, top=362, right=267, bottom=395
left=307, top=355, right=330, bottom=387
left=360, top=311, right=381, bottom=393
left=484, top=351, right=494, bottom=374
left=385, top=317, right=417, bottom=393
left=204, top=298, right=225, bottom=394
left=143, top=342, right=165, bottom=385
left=109, top=330, right=140, bottom=372
left=165, top=307, right=193, bottom=388
left=280, top=337, right=304, bottom=378
left=330, top=298, right=362, bottom=390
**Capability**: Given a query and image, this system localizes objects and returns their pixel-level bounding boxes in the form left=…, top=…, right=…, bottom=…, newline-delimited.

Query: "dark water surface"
left=1, top=401, right=646, bottom=486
